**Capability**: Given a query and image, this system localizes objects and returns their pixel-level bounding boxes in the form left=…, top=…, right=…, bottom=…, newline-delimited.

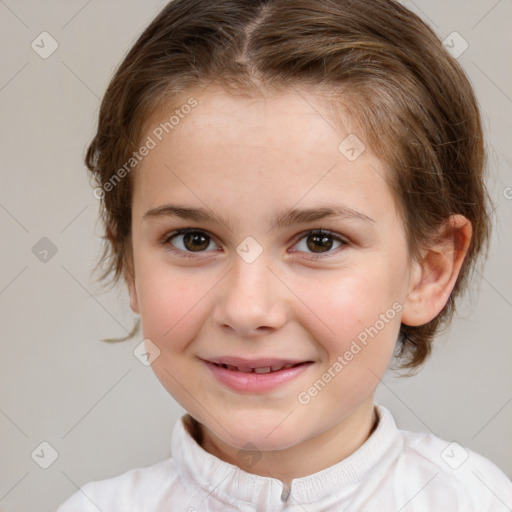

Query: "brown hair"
left=86, top=0, right=490, bottom=370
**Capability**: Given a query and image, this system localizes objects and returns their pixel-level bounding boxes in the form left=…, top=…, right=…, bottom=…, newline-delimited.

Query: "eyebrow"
left=142, top=203, right=375, bottom=230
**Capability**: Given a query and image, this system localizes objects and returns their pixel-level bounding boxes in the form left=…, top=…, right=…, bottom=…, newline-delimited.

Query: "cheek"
left=135, top=267, right=214, bottom=407
left=295, top=271, right=402, bottom=362
left=135, top=265, right=212, bottom=348
left=299, top=272, right=400, bottom=328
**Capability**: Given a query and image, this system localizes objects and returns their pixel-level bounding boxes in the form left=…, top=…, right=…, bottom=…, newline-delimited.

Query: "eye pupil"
left=307, top=233, right=333, bottom=253
left=183, top=232, right=210, bottom=251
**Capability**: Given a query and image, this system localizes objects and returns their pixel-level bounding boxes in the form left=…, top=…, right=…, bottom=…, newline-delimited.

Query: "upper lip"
left=202, top=356, right=312, bottom=368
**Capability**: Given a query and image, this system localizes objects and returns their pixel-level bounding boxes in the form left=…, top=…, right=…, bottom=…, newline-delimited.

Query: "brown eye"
left=166, top=230, right=218, bottom=253
left=183, top=232, right=210, bottom=251
left=306, top=232, right=335, bottom=253
left=292, top=230, right=345, bottom=257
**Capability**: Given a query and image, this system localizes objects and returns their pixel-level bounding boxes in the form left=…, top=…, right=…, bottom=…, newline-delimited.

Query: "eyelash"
left=160, top=228, right=348, bottom=260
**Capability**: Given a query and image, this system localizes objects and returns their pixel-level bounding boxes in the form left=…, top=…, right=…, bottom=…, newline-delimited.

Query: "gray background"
left=0, top=0, right=511, bottom=510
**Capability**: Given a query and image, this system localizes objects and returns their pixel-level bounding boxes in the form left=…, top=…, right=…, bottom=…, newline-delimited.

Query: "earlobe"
left=401, top=215, right=472, bottom=327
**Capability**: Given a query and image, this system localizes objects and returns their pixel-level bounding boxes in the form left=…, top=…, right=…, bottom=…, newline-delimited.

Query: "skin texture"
left=126, top=86, right=471, bottom=484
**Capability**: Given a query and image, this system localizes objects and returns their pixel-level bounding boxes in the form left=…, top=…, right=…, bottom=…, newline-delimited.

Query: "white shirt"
left=57, top=404, right=512, bottom=511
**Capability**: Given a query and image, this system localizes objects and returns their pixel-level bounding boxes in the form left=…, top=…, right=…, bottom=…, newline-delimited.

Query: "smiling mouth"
left=203, top=358, right=314, bottom=392
left=211, top=362, right=307, bottom=373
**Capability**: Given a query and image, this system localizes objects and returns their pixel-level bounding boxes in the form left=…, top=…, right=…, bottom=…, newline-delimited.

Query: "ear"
left=401, top=215, right=472, bottom=326
left=123, top=241, right=140, bottom=315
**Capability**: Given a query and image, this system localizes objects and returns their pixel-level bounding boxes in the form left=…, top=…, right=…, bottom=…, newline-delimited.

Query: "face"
left=128, top=86, right=415, bottom=457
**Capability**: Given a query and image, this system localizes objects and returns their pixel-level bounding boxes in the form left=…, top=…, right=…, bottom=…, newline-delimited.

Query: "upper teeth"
left=222, top=364, right=296, bottom=373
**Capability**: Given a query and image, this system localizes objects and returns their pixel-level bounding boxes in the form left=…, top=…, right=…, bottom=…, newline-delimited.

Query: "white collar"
left=171, top=404, right=404, bottom=507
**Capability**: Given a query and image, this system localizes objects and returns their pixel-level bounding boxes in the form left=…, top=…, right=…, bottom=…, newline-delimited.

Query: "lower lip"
left=203, top=360, right=313, bottom=393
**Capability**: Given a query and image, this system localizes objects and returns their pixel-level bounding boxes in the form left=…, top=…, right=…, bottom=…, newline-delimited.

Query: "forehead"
left=132, top=86, right=395, bottom=226
left=166, top=86, right=349, bottom=149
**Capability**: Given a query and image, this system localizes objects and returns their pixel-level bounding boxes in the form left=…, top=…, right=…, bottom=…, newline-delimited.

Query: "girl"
left=58, top=0, right=511, bottom=510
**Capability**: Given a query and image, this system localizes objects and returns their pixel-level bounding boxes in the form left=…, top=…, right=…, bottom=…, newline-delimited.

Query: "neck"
left=197, top=398, right=379, bottom=486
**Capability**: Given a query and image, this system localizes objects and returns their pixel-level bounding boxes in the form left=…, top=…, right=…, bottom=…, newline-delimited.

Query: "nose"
left=212, top=256, right=289, bottom=338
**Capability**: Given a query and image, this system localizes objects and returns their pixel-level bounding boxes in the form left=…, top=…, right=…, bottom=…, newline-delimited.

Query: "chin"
left=226, top=431, right=299, bottom=453
left=218, top=413, right=305, bottom=452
